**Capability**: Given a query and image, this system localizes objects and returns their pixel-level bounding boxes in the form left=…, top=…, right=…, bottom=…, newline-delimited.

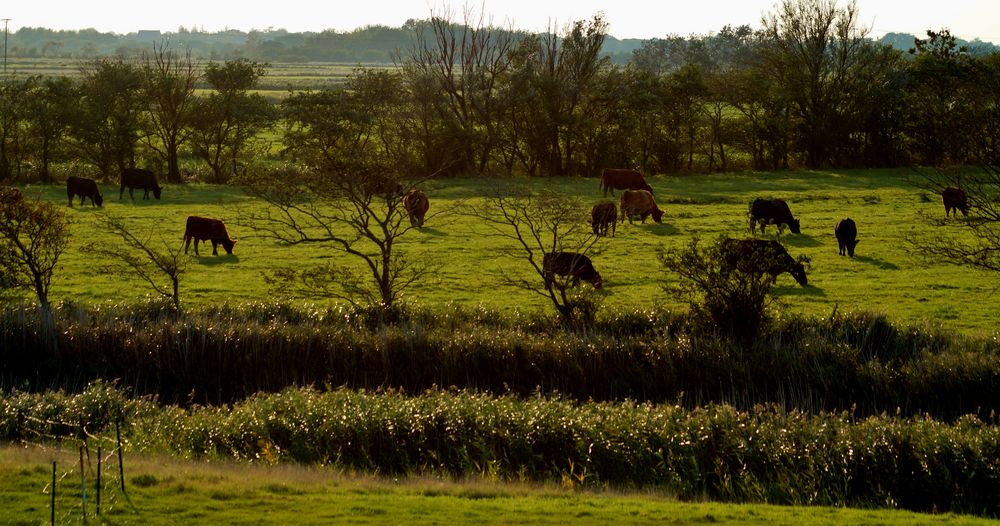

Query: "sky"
left=3, top=0, right=999, bottom=43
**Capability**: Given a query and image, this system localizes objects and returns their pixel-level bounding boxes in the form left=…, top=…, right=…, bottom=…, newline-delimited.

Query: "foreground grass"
left=11, top=168, right=1000, bottom=335
left=0, top=445, right=990, bottom=526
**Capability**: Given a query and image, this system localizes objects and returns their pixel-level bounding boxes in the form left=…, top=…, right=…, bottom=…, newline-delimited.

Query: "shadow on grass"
left=416, top=227, right=448, bottom=237
left=194, top=254, right=240, bottom=266
left=780, top=234, right=823, bottom=248
left=644, top=223, right=680, bottom=236
left=777, top=283, right=826, bottom=297
left=853, top=255, right=900, bottom=270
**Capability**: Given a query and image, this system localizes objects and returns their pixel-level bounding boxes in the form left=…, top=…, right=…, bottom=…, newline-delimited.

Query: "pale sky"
left=4, top=0, right=999, bottom=42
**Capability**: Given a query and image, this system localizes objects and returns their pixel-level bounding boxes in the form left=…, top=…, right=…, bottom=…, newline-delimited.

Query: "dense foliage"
left=1, top=302, right=998, bottom=419
left=2, top=381, right=999, bottom=516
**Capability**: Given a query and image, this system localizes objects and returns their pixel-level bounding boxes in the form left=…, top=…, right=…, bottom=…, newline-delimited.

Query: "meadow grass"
left=3, top=445, right=991, bottom=526
left=16, top=168, right=998, bottom=335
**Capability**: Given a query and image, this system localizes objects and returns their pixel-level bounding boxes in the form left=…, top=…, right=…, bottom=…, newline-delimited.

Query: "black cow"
left=835, top=218, right=858, bottom=257
left=591, top=202, right=617, bottom=237
left=942, top=187, right=969, bottom=217
left=600, top=168, right=653, bottom=197
left=66, top=176, right=103, bottom=207
left=749, top=198, right=801, bottom=236
left=183, top=216, right=237, bottom=256
left=721, top=238, right=808, bottom=287
left=120, top=168, right=162, bottom=200
left=542, top=251, right=603, bottom=289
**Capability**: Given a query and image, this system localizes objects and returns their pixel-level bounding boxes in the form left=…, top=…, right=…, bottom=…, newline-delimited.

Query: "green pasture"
left=0, top=446, right=990, bottom=526
left=16, top=168, right=999, bottom=335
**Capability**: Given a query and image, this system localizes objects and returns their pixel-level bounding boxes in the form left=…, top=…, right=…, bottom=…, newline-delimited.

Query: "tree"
left=22, top=76, right=77, bottom=183
left=190, top=59, right=275, bottom=183
left=0, top=196, right=70, bottom=312
left=759, top=0, right=873, bottom=168
left=241, top=71, right=440, bottom=317
left=469, top=184, right=603, bottom=325
left=0, top=77, right=32, bottom=182
left=83, top=214, right=189, bottom=310
left=141, top=41, right=201, bottom=183
left=73, top=57, right=145, bottom=178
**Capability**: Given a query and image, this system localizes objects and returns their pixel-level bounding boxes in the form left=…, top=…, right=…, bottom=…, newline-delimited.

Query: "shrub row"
left=1, top=301, right=999, bottom=417
left=2, top=382, right=998, bottom=516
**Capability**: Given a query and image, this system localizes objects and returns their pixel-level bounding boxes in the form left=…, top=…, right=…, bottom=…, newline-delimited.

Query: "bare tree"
left=468, top=183, right=604, bottom=324
left=83, top=213, right=189, bottom=310
left=141, top=41, right=201, bottom=183
left=0, top=196, right=70, bottom=312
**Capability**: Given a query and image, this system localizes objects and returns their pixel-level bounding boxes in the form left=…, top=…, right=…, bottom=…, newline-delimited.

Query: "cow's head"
left=847, top=239, right=858, bottom=257
left=788, top=218, right=801, bottom=234
left=152, top=185, right=162, bottom=200
left=588, top=271, right=603, bottom=289
left=791, top=262, right=808, bottom=286
left=94, top=192, right=104, bottom=207
left=221, top=238, right=237, bottom=255
left=651, top=206, right=664, bottom=223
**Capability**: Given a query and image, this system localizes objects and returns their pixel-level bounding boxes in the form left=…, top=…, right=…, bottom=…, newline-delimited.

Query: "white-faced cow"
left=835, top=218, right=858, bottom=257
left=542, top=251, right=603, bottom=289
left=619, top=189, right=664, bottom=224
left=403, top=189, right=429, bottom=227
left=721, top=238, right=808, bottom=287
left=183, top=216, right=237, bottom=256
left=749, top=198, right=801, bottom=237
left=591, top=202, right=617, bottom=237
left=66, top=176, right=103, bottom=207
left=942, top=187, right=969, bottom=217
left=600, top=168, right=653, bottom=197
left=120, top=168, right=162, bottom=200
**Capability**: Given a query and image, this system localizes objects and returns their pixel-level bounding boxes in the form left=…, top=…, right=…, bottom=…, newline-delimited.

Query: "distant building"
left=136, top=30, right=161, bottom=41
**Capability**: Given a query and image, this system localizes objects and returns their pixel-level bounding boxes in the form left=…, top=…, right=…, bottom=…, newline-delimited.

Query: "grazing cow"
left=600, top=168, right=653, bottom=197
left=721, top=238, right=808, bottom=287
left=619, top=189, right=664, bottom=224
left=66, top=176, right=103, bottom=207
left=835, top=218, right=858, bottom=257
left=0, top=186, right=22, bottom=204
left=543, top=251, right=603, bottom=289
left=749, top=198, right=801, bottom=236
left=942, top=187, right=969, bottom=217
left=591, top=202, right=617, bottom=237
left=120, top=168, right=162, bottom=200
left=403, top=189, right=429, bottom=227
left=183, top=216, right=237, bottom=256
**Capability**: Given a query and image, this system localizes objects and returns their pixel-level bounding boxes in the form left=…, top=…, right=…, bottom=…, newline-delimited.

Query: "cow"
left=120, top=168, right=162, bottom=200
left=403, top=189, right=429, bottom=227
left=183, top=216, right=237, bottom=256
left=835, top=218, right=858, bottom=257
left=0, top=186, right=22, bottom=204
left=600, top=168, right=653, bottom=197
left=942, top=187, right=969, bottom=217
left=591, top=202, right=617, bottom=237
left=619, top=189, right=664, bottom=224
left=66, top=176, right=103, bottom=207
left=721, top=238, right=808, bottom=287
left=749, top=198, right=801, bottom=236
left=542, top=251, right=603, bottom=289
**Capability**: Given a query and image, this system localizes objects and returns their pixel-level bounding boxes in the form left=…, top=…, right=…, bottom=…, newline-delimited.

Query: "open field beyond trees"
left=14, top=168, right=998, bottom=336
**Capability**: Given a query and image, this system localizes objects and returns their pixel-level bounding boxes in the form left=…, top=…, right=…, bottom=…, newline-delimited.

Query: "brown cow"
left=720, top=238, right=808, bottom=287
left=591, top=202, right=617, bottom=237
left=66, top=176, right=103, bottom=207
left=403, top=189, right=429, bottom=227
left=600, top=168, right=653, bottom=197
left=942, top=187, right=969, bottom=217
left=183, top=216, right=237, bottom=255
left=120, top=168, right=162, bottom=200
left=619, top=189, right=664, bottom=224
left=543, top=251, right=602, bottom=289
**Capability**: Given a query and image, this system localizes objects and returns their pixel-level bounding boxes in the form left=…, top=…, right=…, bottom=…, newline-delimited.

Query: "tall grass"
left=3, top=382, right=999, bottom=516
left=2, top=302, right=998, bottom=418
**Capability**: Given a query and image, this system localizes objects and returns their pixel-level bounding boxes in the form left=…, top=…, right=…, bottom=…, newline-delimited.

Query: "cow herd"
left=568, top=169, right=970, bottom=292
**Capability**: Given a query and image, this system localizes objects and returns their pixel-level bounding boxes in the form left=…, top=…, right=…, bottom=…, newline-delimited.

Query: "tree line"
left=3, top=0, right=1000, bottom=187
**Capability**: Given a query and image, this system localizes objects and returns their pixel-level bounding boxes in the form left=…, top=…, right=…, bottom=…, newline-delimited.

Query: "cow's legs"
left=211, top=241, right=219, bottom=256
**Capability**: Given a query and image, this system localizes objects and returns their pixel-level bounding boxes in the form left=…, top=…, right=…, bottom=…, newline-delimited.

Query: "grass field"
left=9, top=170, right=1000, bottom=334
left=1, top=445, right=992, bottom=526
left=14, top=168, right=998, bottom=335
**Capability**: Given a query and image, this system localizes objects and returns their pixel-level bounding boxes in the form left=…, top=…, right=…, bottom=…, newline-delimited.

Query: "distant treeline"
left=7, top=20, right=999, bottom=63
